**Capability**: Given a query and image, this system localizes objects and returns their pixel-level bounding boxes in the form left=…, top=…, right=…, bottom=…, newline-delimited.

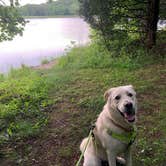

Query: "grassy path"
left=9, top=63, right=166, bottom=165
left=0, top=59, right=165, bottom=165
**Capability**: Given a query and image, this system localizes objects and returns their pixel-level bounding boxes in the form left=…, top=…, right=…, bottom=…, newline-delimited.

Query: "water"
left=0, top=17, right=90, bottom=73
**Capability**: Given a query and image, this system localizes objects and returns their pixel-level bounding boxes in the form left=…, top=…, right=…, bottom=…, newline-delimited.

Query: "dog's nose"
left=125, top=102, right=133, bottom=110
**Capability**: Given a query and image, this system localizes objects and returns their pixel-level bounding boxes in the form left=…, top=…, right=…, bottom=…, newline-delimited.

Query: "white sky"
left=3, top=0, right=57, bottom=6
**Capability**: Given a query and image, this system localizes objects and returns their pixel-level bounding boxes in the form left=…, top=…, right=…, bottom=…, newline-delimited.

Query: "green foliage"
left=18, top=0, right=79, bottom=16
left=41, top=59, right=49, bottom=65
left=58, top=43, right=163, bottom=71
left=0, top=4, right=26, bottom=41
left=0, top=67, right=50, bottom=144
left=79, top=0, right=145, bottom=44
left=79, top=0, right=163, bottom=49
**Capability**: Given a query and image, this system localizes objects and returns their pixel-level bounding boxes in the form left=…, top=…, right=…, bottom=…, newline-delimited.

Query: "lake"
left=0, top=17, right=90, bottom=73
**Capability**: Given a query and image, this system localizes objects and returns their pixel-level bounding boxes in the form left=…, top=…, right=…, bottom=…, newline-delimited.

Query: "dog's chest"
left=102, top=131, right=128, bottom=154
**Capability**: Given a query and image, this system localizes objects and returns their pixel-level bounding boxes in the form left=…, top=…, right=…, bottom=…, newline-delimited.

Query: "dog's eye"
left=115, top=95, right=121, bottom=100
left=128, top=93, right=133, bottom=97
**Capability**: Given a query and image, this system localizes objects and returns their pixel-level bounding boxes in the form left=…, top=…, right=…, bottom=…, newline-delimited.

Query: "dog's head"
left=104, top=85, right=137, bottom=124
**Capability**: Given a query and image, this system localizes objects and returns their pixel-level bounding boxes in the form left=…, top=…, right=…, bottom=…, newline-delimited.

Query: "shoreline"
left=23, top=15, right=81, bottom=19
left=0, top=60, right=58, bottom=74
left=31, top=59, right=58, bottom=70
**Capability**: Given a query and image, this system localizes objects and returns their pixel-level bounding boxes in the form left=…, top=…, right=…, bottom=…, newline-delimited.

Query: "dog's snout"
left=125, top=102, right=133, bottom=110
left=124, top=102, right=135, bottom=115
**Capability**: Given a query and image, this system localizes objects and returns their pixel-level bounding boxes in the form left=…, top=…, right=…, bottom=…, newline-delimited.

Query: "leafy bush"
left=0, top=67, right=50, bottom=144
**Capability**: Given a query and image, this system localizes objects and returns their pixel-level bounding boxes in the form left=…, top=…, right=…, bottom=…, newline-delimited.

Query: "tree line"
left=18, top=0, right=79, bottom=16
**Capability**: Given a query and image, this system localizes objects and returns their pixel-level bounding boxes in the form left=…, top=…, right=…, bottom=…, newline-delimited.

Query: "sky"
left=3, top=0, right=57, bottom=6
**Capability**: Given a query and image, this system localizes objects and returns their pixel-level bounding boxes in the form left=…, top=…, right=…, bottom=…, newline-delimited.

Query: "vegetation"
left=35, top=43, right=165, bottom=166
left=18, top=0, right=79, bottom=16
left=41, top=59, right=50, bottom=65
left=0, top=0, right=165, bottom=165
left=0, top=0, right=79, bottom=42
left=0, top=40, right=165, bottom=165
left=0, top=0, right=25, bottom=41
left=0, top=67, right=51, bottom=145
left=79, top=0, right=166, bottom=49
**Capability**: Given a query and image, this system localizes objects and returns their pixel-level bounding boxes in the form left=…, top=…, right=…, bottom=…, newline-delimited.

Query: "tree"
left=146, top=0, right=160, bottom=48
left=79, top=0, right=164, bottom=49
left=0, top=0, right=25, bottom=42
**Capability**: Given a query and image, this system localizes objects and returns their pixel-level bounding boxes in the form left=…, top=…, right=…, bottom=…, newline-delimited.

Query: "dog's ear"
left=128, top=85, right=134, bottom=89
left=128, top=85, right=136, bottom=94
left=104, top=89, right=112, bottom=100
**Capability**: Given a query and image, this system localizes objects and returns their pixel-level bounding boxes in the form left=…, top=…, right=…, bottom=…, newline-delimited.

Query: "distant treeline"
left=18, top=0, right=79, bottom=16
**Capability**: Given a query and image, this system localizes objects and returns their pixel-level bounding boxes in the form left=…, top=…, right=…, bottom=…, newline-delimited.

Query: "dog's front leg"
left=106, top=150, right=116, bottom=166
left=125, top=147, right=132, bottom=166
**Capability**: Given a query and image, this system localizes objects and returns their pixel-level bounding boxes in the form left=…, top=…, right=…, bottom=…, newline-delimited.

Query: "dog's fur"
left=80, top=85, right=137, bottom=166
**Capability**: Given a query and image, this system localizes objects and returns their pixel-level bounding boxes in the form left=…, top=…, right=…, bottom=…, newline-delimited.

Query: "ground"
left=0, top=61, right=165, bottom=166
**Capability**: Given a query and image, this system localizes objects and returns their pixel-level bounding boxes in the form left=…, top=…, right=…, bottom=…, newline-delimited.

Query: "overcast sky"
left=3, top=0, right=57, bottom=6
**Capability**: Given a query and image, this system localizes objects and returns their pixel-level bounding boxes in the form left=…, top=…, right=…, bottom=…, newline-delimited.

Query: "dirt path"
left=32, top=60, right=58, bottom=70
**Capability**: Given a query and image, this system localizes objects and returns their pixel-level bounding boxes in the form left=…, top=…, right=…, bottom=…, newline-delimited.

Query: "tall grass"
left=58, top=43, right=164, bottom=71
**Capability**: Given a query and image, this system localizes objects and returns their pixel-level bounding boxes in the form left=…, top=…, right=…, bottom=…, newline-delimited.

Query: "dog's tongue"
left=124, top=113, right=135, bottom=122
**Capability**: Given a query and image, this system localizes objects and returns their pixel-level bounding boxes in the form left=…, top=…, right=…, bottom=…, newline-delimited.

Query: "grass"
left=0, top=66, right=51, bottom=145
left=0, top=43, right=165, bottom=166
left=58, top=43, right=162, bottom=70
left=37, top=44, right=165, bottom=166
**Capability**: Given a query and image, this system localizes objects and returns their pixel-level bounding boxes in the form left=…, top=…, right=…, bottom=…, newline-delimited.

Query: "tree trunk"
left=10, top=0, right=14, bottom=6
left=146, top=0, right=160, bottom=49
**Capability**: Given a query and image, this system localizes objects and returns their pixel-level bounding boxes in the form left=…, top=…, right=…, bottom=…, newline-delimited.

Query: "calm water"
left=0, top=17, right=90, bottom=73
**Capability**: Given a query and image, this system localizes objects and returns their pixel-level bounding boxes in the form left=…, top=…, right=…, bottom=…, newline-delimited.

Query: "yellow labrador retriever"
left=80, top=85, right=137, bottom=166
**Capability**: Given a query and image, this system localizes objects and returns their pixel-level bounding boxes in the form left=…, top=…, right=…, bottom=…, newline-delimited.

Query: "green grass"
left=0, top=66, right=51, bottom=144
left=0, top=43, right=165, bottom=166
left=58, top=44, right=163, bottom=70
left=40, top=44, right=165, bottom=166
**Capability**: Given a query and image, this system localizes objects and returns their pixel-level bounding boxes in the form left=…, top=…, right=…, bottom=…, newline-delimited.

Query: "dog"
left=80, top=85, right=137, bottom=166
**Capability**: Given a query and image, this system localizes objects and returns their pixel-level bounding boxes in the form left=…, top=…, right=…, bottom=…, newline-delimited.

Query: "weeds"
left=0, top=67, right=50, bottom=144
left=58, top=44, right=164, bottom=70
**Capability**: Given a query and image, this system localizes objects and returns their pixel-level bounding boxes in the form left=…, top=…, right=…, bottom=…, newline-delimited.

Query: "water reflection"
left=0, top=17, right=90, bottom=73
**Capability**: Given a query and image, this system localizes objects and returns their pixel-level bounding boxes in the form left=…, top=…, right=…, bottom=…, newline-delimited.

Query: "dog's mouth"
left=117, top=108, right=135, bottom=123
left=124, top=112, right=135, bottom=123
